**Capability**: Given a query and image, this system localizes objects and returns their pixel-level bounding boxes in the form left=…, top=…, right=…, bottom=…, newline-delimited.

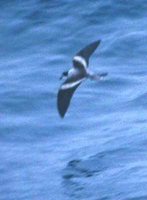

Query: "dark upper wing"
left=57, top=76, right=85, bottom=118
left=73, top=40, right=101, bottom=69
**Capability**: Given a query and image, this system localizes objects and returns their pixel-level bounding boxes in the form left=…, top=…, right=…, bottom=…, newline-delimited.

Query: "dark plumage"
left=57, top=40, right=107, bottom=118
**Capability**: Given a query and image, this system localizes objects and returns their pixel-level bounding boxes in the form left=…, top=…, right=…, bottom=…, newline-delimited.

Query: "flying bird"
left=57, top=40, right=107, bottom=118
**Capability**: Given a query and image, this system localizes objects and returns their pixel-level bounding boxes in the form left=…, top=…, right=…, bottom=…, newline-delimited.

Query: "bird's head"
left=60, top=71, right=68, bottom=80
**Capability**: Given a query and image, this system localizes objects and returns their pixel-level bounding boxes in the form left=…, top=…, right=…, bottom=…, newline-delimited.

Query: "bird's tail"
left=97, top=72, right=108, bottom=80
left=88, top=72, right=108, bottom=80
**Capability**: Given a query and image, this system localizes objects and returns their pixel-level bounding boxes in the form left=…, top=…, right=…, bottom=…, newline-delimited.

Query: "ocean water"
left=0, top=0, right=147, bottom=199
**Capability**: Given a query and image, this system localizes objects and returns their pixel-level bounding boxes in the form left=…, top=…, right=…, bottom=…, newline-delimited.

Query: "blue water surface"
left=0, top=0, right=147, bottom=200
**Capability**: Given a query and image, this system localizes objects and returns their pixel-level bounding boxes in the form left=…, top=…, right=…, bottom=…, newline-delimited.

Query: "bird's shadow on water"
left=61, top=148, right=126, bottom=200
left=61, top=153, right=106, bottom=199
left=62, top=148, right=127, bottom=180
left=61, top=145, right=147, bottom=200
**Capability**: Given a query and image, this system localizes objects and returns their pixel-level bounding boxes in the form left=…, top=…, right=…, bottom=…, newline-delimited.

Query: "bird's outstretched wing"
left=57, top=40, right=101, bottom=118
left=57, top=76, right=85, bottom=118
left=73, top=40, right=101, bottom=69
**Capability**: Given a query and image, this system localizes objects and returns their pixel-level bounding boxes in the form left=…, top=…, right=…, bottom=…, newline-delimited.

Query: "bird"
left=57, top=40, right=107, bottom=118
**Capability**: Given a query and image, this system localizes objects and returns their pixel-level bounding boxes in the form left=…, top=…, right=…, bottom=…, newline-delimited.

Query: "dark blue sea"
left=1, top=0, right=147, bottom=199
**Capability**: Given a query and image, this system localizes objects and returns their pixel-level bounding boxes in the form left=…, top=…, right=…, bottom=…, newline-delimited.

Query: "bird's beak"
left=59, top=75, right=63, bottom=80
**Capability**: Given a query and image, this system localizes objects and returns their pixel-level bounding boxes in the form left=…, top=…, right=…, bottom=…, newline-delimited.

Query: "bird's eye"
left=63, top=72, right=68, bottom=76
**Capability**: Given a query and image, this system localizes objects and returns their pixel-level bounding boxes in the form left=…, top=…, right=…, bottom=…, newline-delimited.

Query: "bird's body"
left=57, top=40, right=107, bottom=118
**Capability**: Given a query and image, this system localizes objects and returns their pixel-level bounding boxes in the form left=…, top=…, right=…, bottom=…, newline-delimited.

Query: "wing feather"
left=57, top=40, right=101, bottom=118
left=73, top=40, right=101, bottom=69
left=57, top=77, right=85, bottom=118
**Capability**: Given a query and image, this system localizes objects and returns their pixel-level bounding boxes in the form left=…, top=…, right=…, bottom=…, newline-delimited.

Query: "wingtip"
left=89, top=39, right=101, bottom=46
left=95, top=39, right=101, bottom=46
left=57, top=104, right=66, bottom=118
left=59, top=112, right=65, bottom=118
